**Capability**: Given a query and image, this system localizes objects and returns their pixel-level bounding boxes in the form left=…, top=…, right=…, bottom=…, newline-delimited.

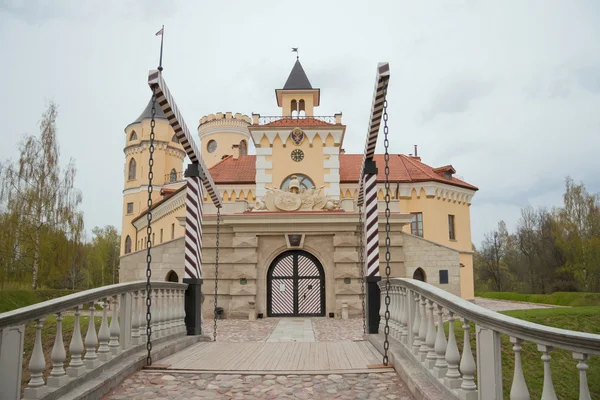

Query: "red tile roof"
left=209, top=154, right=477, bottom=190
left=208, top=155, right=257, bottom=183
left=259, top=117, right=337, bottom=127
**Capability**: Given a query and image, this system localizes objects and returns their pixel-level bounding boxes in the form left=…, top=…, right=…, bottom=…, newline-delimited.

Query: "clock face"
left=291, top=149, right=304, bottom=162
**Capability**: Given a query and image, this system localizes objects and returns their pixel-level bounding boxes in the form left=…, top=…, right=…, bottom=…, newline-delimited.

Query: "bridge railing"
left=377, top=278, right=600, bottom=400
left=0, top=281, right=187, bottom=400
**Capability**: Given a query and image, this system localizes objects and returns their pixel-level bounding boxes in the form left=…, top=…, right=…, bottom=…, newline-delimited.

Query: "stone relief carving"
left=250, top=175, right=340, bottom=212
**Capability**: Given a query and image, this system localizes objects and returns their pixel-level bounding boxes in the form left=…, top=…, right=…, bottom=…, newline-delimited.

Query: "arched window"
left=169, top=168, right=177, bottom=183
left=129, top=131, right=138, bottom=141
left=124, top=235, right=132, bottom=254
left=413, top=268, right=426, bottom=282
left=280, top=174, right=315, bottom=191
left=299, top=99, right=305, bottom=112
left=171, top=134, right=179, bottom=143
left=239, top=140, right=248, bottom=156
left=128, top=158, right=136, bottom=180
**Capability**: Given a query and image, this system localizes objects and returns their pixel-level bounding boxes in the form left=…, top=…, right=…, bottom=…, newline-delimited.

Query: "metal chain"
left=213, top=207, right=221, bottom=341
left=145, top=86, right=157, bottom=366
left=357, top=206, right=366, bottom=334
left=382, top=82, right=392, bottom=366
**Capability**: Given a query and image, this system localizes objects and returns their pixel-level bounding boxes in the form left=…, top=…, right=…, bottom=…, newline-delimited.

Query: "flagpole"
left=158, top=25, right=164, bottom=72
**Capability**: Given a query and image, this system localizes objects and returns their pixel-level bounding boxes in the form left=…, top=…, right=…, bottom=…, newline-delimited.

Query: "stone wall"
left=402, top=234, right=461, bottom=296
left=120, top=213, right=461, bottom=318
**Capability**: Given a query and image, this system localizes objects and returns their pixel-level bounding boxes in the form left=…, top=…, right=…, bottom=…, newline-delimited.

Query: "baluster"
left=84, top=302, right=100, bottom=368
left=396, top=286, right=404, bottom=340
left=388, top=286, right=397, bottom=338
left=379, top=284, right=385, bottom=333
left=459, top=319, right=477, bottom=398
left=23, top=318, right=47, bottom=399
left=154, top=289, right=161, bottom=338
left=412, top=292, right=421, bottom=355
left=179, top=290, right=186, bottom=333
left=573, top=353, right=592, bottom=400
left=167, top=289, right=173, bottom=335
left=47, top=311, right=68, bottom=387
left=109, top=295, right=121, bottom=355
left=509, top=337, right=529, bottom=400
left=536, top=345, right=557, bottom=400
left=131, top=290, right=140, bottom=344
left=97, top=298, right=111, bottom=361
left=400, top=288, right=409, bottom=344
left=433, top=304, right=448, bottom=378
left=418, top=295, right=429, bottom=361
left=67, top=305, right=86, bottom=377
left=425, top=299, right=437, bottom=368
left=139, top=290, right=147, bottom=343
left=444, top=310, right=462, bottom=389
left=160, top=288, right=167, bottom=335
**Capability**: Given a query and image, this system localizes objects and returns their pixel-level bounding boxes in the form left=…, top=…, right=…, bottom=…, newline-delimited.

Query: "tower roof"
left=130, top=96, right=167, bottom=125
left=282, top=60, right=313, bottom=90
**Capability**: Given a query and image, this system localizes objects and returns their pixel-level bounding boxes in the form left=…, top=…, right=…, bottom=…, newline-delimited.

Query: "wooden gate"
left=267, top=251, right=325, bottom=317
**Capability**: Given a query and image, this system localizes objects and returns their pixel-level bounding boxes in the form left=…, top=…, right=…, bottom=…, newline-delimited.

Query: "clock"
left=291, top=149, right=304, bottom=162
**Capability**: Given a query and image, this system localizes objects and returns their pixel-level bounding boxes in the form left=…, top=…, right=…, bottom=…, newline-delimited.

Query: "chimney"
left=414, top=144, right=418, bottom=157
left=232, top=144, right=240, bottom=160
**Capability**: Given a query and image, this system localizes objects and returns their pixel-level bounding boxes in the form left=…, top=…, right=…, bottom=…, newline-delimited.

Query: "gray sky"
left=1, top=0, right=599, bottom=246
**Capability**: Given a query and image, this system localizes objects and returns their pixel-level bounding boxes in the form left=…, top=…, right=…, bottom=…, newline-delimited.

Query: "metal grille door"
left=267, top=251, right=325, bottom=317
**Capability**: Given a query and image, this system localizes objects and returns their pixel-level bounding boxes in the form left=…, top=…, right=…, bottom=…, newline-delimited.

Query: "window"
left=444, top=171, right=452, bottom=179
left=410, top=212, right=423, bottom=237
left=169, top=168, right=177, bottom=183
left=128, top=158, right=136, bottom=180
left=207, top=139, right=217, bottom=153
left=413, top=268, right=426, bottom=282
left=280, top=174, right=315, bottom=191
left=239, top=140, right=248, bottom=156
left=439, top=270, right=449, bottom=284
left=129, top=131, right=138, bottom=141
left=124, top=236, right=132, bottom=254
left=126, top=202, right=134, bottom=214
left=448, top=215, right=456, bottom=240
left=171, top=134, right=179, bottom=143
left=171, top=223, right=175, bottom=239
left=152, top=233, right=155, bottom=245
left=160, top=229, right=163, bottom=243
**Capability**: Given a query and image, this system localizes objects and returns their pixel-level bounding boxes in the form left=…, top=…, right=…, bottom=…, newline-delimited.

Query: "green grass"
left=0, top=289, right=80, bottom=313
left=447, top=306, right=600, bottom=400
left=475, top=291, right=600, bottom=307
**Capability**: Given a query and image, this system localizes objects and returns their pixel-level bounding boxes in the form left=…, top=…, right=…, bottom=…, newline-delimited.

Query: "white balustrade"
left=0, top=281, right=187, bottom=399
left=373, top=278, right=600, bottom=400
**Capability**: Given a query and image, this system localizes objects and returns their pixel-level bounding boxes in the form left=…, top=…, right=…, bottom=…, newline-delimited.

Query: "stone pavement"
left=266, top=319, right=315, bottom=342
left=103, top=371, right=413, bottom=399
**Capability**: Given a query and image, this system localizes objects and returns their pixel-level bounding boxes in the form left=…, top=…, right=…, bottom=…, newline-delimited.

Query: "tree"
left=0, top=102, right=83, bottom=289
left=477, top=221, right=512, bottom=291
left=87, top=226, right=121, bottom=287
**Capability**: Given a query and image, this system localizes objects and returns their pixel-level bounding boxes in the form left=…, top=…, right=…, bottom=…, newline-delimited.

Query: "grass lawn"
left=0, top=289, right=79, bottom=313
left=475, top=291, right=600, bottom=307
left=447, top=306, right=600, bottom=400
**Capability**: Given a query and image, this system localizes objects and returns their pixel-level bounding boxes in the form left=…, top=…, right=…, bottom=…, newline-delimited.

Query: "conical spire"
left=130, top=96, right=167, bottom=125
left=282, top=60, right=313, bottom=90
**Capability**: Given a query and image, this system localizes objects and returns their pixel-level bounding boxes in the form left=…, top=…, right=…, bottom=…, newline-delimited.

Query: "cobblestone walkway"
left=103, top=371, right=413, bottom=400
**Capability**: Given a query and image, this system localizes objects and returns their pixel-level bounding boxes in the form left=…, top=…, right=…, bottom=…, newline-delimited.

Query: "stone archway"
left=267, top=250, right=325, bottom=317
left=413, top=267, right=426, bottom=282
left=166, top=270, right=179, bottom=282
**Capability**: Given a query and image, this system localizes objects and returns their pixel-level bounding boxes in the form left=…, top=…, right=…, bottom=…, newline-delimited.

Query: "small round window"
left=207, top=140, right=217, bottom=153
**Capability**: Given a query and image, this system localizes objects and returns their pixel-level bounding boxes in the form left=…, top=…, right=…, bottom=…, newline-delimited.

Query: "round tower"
left=197, top=112, right=251, bottom=168
left=120, top=97, right=186, bottom=256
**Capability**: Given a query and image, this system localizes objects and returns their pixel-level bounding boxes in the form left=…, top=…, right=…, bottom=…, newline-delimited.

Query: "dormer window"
left=444, top=171, right=452, bottom=180
left=129, top=131, right=138, bottom=141
left=433, top=165, right=456, bottom=180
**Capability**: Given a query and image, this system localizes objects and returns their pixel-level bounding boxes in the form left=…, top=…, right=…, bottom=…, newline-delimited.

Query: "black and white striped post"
left=148, top=70, right=222, bottom=335
left=357, top=62, right=390, bottom=334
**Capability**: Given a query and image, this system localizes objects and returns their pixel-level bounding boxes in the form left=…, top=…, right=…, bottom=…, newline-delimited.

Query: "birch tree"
left=0, top=102, right=83, bottom=289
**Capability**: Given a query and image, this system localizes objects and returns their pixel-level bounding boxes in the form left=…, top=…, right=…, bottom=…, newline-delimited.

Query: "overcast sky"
left=1, top=0, right=599, bottom=246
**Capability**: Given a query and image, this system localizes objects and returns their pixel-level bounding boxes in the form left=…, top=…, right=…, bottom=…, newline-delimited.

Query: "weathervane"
left=156, top=25, right=165, bottom=71
left=291, top=47, right=299, bottom=60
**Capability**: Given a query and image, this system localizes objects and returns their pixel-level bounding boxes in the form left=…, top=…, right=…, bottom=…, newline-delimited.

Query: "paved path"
left=266, top=319, right=315, bottom=342
left=473, top=297, right=561, bottom=312
left=103, top=371, right=413, bottom=400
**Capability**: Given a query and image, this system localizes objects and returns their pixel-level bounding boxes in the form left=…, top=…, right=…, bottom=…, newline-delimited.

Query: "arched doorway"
left=267, top=250, right=325, bottom=317
left=413, top=268, right=426, bottom=282
left=166, top=270, right=179, bottom=282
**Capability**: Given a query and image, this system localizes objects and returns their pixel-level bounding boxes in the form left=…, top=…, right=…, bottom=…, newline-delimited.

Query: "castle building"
left=119, top=60, right=478, bottom=318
